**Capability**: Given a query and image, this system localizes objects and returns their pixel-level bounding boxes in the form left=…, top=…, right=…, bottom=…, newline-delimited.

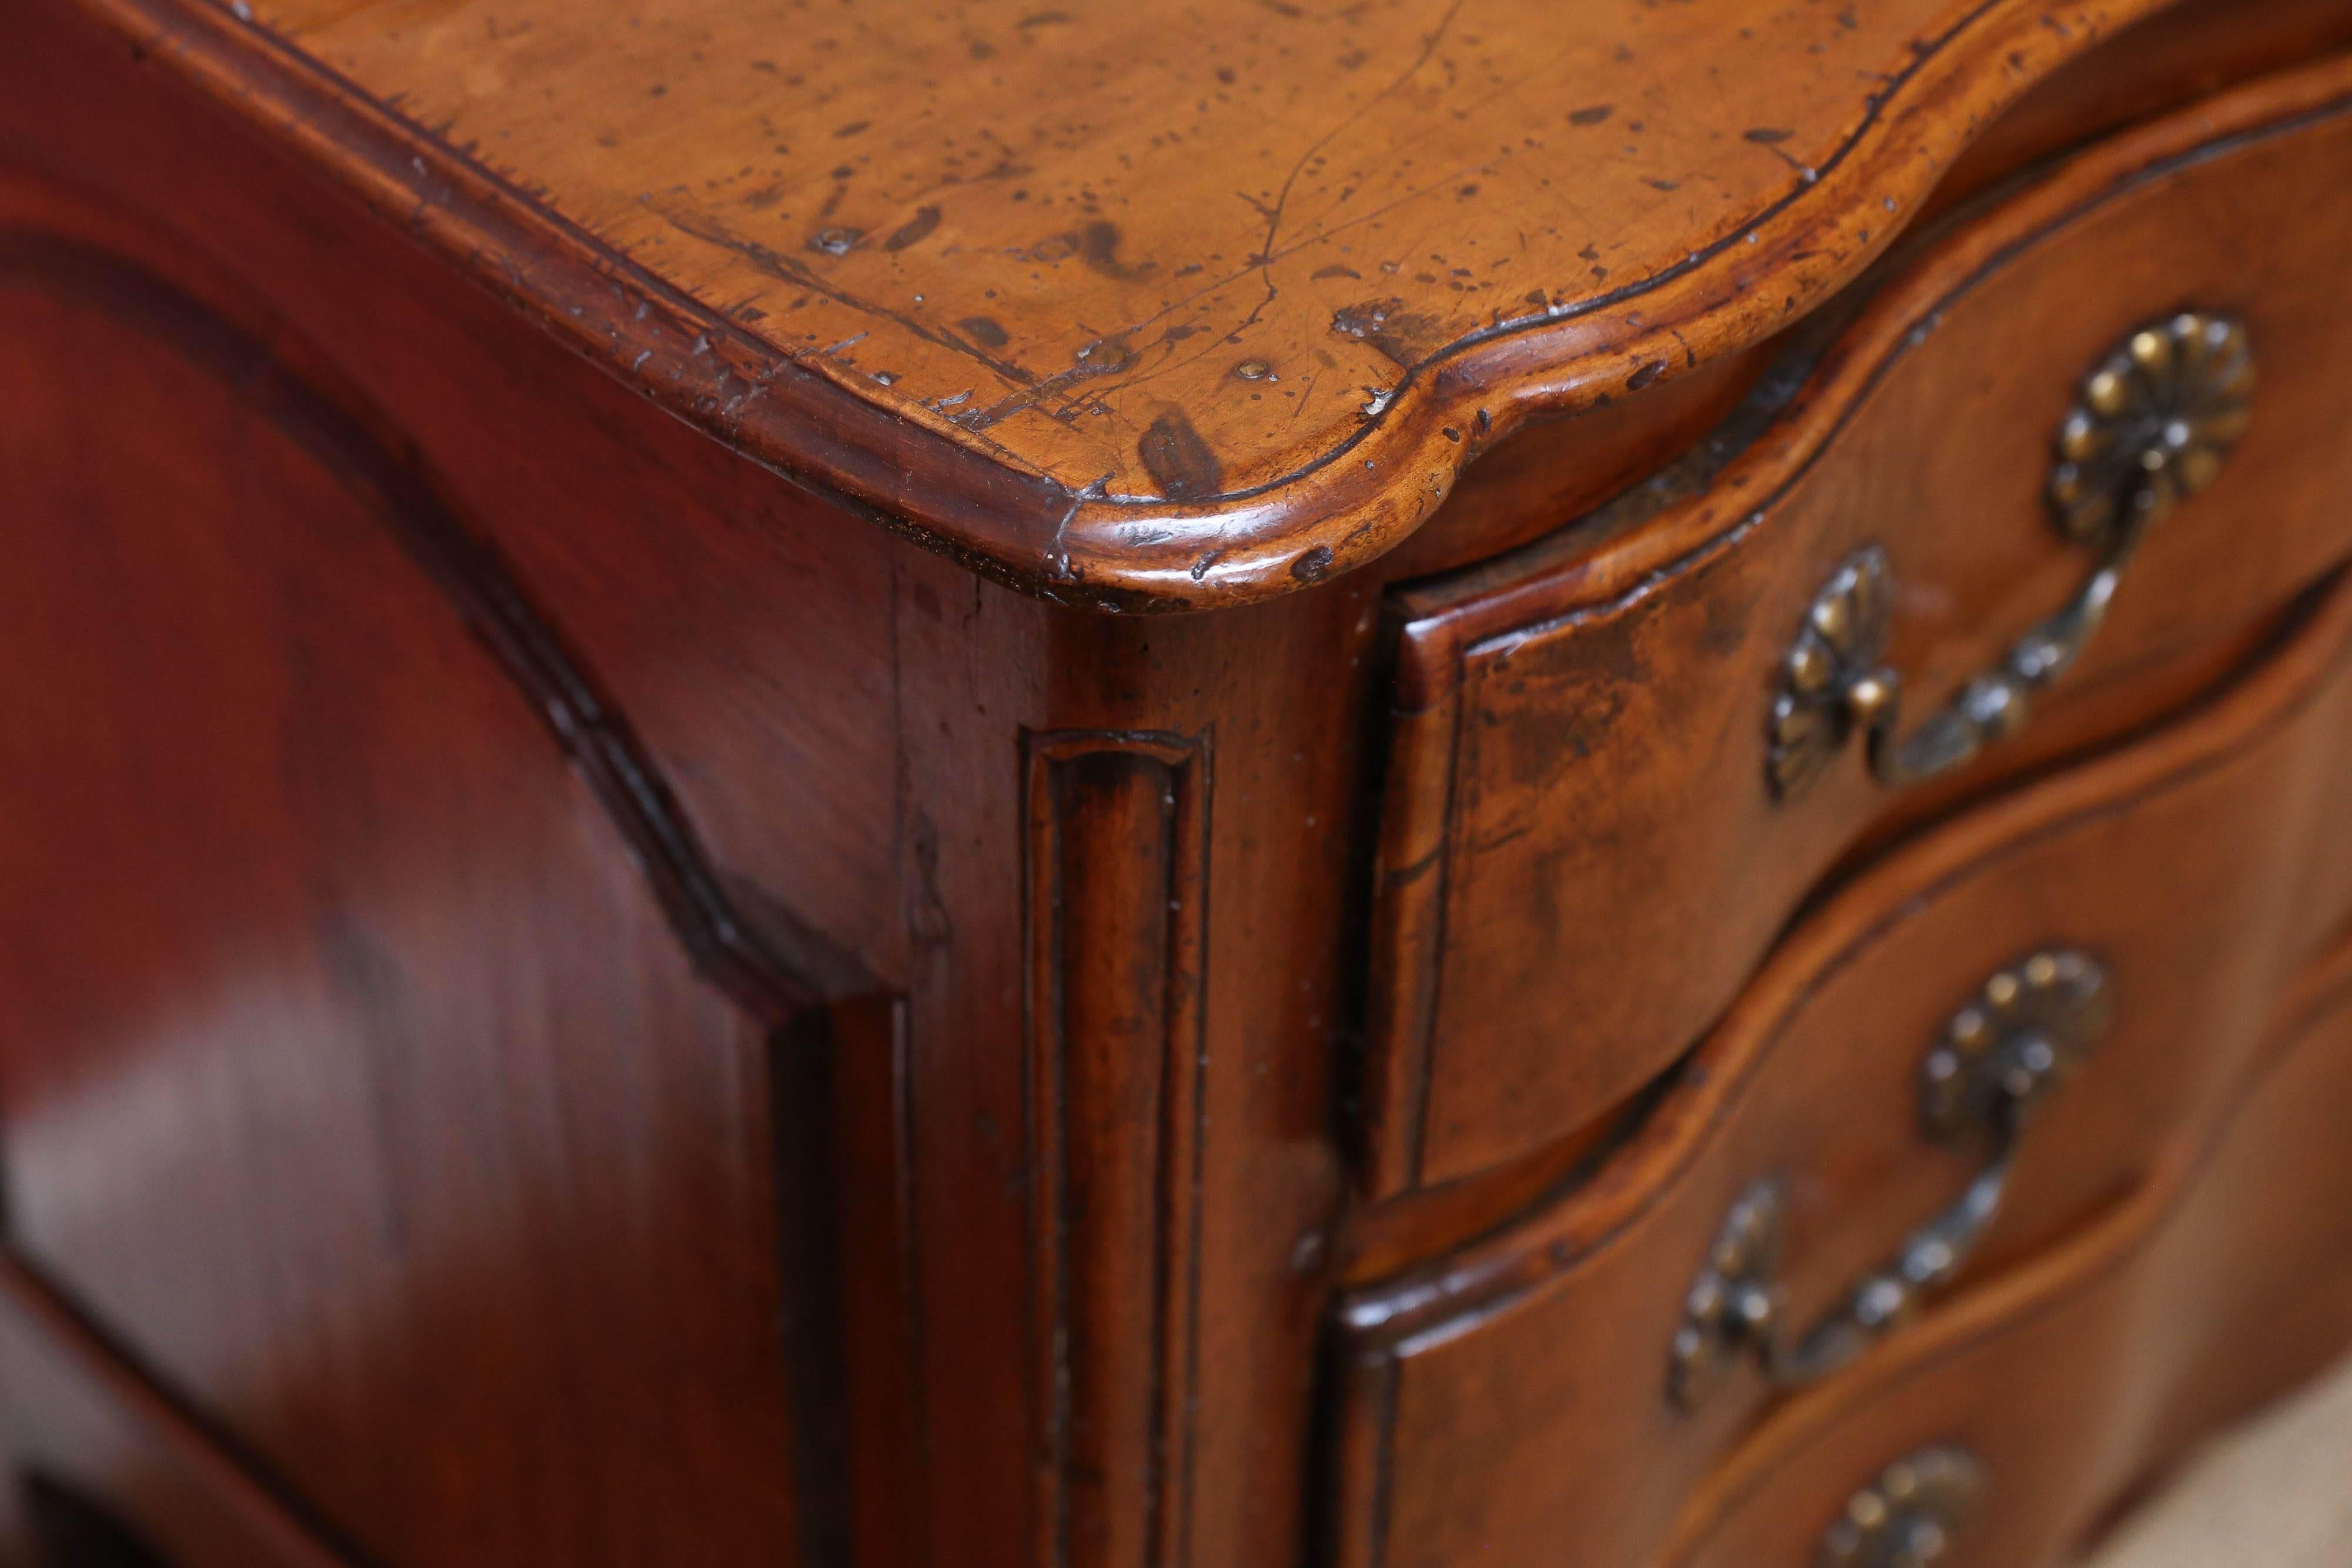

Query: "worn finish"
left=1668, top=949, right=2111, bottom=1410
left=1671, top=937, right=2352, bottom=1567
left=1768, top=311, right=2257, bottom=797
left=1361, top=61, right=2352, bottom=1195
left=1024, top=732, right=1212, bottom=1568
left=1332, top=570, right=2352, bottom=1568
left=3, top=2, right=2350, bottom=1567
left=62, top=0, right=2273, bottom=604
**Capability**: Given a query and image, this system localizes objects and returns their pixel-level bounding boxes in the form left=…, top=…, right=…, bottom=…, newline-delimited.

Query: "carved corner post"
left=1024, top=731, right=1212, bottom=1568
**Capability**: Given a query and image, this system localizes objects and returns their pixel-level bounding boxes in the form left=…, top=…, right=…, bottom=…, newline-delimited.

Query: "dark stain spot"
left=1018, top=9, right=1073, bottom=25
left=835, top=120, right=871, bottom=138
left=1743, top=127, right=1795, bottom=144
left=1626, top=359, right=1668, bottom=390
left=1338, top=47, right=1368, bottom=68
left=1567, top=104, right=1613, bottom=126
left=885, top=205, right=943, bottom=251
left=649, top=82, right=667, bottom=96
left=1078, top=220, right=1154, bottom=280
left=1291, top=546, right=1335, bottom=583
left=957, top=315, right=1010, bottom=349
left=1644, top=177, right=1680, bottom=192
left=1311, top=262, right=1362, bottom=280
left=1458, top=183, right=1479, bottom=199
left=808, top=226, right=862, bottom=256
left=970, top=38, right=996, bottom=58
left=1331, top=297, right=1444, bottom=366
left=1138, top=412, right=1224, bottom=502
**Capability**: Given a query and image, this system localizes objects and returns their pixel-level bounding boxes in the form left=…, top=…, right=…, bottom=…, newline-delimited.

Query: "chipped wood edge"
left=71, top=0, right=2193, bottom=610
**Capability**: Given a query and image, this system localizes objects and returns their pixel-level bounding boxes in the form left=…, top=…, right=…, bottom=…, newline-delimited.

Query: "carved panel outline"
left=0, top=217, right=903, bottom=1567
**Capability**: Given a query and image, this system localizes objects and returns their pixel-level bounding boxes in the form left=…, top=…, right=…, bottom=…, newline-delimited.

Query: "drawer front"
left=0, top=1259, right=359, bottom=1568
left=1330, top=570, right=2352, bottom=1568
left=1361, top=56, right=2352, bottom=1194
left=1672, top=942, right=2352, bottom=1568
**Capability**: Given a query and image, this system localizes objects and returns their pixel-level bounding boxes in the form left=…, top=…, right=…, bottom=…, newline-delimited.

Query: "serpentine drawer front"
left=1673, top=944, right=2352, bottom=1568
left=1329, top=572, right=2352, bottom=1568
left=1359, top=66, right=2352, bottom=1195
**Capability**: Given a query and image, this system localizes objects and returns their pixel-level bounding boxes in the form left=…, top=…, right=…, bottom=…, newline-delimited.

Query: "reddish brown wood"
left=1669, top=940, right=2352, bottom=1567
left=1932, top=0, right=2352, bottom=214
left=1361, top=56, right=2352, bottom=1195
left=1024, top=733, right=1211, bottom=1568
left=0, top=200, right=861, bottom=1566
left=0, top=1256, right=366, bottom=1567
left=61, top=0, right=2270, bottom=606
left=1331, top=569, right=2352, bottom=1568
left=0, top=2, right=2346, bottom=1566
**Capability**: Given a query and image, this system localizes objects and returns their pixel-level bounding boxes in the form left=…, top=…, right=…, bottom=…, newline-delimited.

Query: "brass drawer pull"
left=1668, top=950, right=2109, bottom=1410
left=1817, top=1446, right=1987, bottom=1567
left=1768, top=312, right=2254, bottom=798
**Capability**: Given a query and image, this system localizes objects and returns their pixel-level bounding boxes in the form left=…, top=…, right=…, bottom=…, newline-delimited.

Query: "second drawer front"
left=1330, top=570, right=2352, bottom=1568
left=1675, top=941, right=2352, bottom=1568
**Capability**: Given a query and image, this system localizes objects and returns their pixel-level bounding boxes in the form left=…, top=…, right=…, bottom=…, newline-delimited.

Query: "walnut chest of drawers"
left=4, top=1, right=2351, bottom=1564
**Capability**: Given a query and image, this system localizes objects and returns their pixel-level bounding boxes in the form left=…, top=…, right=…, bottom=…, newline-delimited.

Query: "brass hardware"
left=1667, top=951, right=2108, bottom=1411
left=1767, top=311, right=2254, bottom=798
left=1818, top=1446, right=1988, bottom=1567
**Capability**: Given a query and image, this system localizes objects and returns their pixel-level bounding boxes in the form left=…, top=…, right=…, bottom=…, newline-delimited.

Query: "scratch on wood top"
left=115, top=0, right=2180, bottom=603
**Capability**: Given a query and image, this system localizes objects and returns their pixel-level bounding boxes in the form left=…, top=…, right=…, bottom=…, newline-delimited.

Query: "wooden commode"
left=2, top=1, right=2350, bottom=1564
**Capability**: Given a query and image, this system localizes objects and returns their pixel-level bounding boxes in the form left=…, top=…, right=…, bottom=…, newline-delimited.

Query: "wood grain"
left=2, top=5, right=2348, bottom=1567
left=59, top=0, right=2260, bottom=605
left=1667, top=934, right=2352, bottom=1567
left=0, top=180, right=866, bottom=1568
left=1329, top=566, right=2352, bottom=1568
left=1360, top=54, right=2352, bottom=1193
left=0, top=1255, right=368, bottom=1567
left=1024, top=733, right=1211, bottom=1568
